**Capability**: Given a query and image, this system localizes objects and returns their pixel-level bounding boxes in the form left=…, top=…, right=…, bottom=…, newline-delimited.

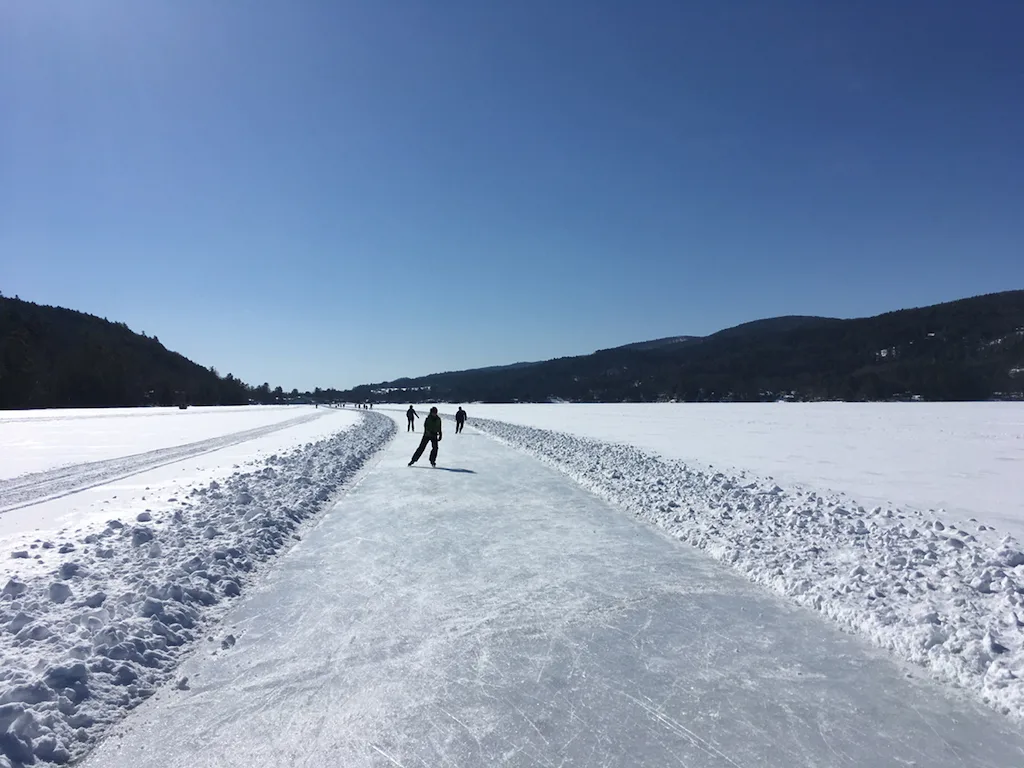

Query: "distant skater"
left=455, top=406, right=467, bottom=434
left=406, top=405, right=419, bottom=432
left=409, top=407, right=443, bottom=467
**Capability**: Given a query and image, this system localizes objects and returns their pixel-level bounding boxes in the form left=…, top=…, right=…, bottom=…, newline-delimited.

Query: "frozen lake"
left=433, top=402, right=1024, bottom=538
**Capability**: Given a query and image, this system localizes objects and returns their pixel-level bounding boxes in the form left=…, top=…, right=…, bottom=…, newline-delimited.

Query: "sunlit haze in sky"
left=3, top=1, right=1023, bottom=390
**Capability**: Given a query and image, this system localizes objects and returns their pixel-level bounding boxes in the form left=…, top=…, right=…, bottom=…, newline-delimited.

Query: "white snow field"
left=442, top=403, right=1024, bottom=537
left=82, top=418, right=1024, bottom=767
left=0, top=406, right=360, bottom=540
left=0, top=406, right=395, bottom=766
left=0, top=405, right=318, bottom=481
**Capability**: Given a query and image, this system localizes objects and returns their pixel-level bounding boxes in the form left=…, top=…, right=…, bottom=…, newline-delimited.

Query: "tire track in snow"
left=0, top=406, right=289, bottom=425
left=0, top=412, right=329, bottom=513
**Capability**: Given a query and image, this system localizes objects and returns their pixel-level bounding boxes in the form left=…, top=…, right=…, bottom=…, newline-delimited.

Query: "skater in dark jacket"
left=406, top=405, right=418, bottom=432
left=409, top=407, right=443, bottom=466
left=455, top=407, right=467, bottom=434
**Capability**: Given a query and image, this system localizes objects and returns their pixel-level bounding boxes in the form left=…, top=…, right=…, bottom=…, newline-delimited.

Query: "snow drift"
left=469, top=416, right=1024, bottom=722
left=0, top=411, right=395, bottom=767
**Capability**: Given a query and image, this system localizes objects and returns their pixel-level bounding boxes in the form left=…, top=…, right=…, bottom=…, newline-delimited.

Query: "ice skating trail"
left=84, top=421, right=1024, bottom=768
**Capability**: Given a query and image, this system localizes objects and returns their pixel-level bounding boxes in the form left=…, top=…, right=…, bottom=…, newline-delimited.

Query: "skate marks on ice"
left=0, top=413, right=397, bottom=768
left=0, top=412, right=329, bottom=514
left=83, top=431, right=1024, bottom=768
left=470, top=417, right=1024, bottom=723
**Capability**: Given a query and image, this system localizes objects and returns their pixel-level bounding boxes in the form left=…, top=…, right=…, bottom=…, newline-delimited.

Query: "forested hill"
left=0, top=296, right=258, bottom=409
left=338, top=291, right=1024, bottom=403
left=4, top=290, right=1023, bottom=409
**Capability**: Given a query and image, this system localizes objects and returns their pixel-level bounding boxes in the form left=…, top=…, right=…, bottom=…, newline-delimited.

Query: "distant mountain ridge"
left=336, top=291, right=1024, bottom=403
left=3, top=290, right=1023, bottom=409
left=599, top=335, right=702, bottom=353
left=703, top=315, right=840, bottom=341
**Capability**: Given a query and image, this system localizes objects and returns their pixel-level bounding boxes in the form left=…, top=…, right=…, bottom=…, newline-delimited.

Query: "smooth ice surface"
left=84, top=422, right=1024, bottom=768
left=441, top=403, right=1024, bottom=537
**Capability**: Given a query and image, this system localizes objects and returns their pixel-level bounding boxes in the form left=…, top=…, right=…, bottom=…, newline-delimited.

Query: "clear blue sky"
left=3, top=1, right=1023, bottom=391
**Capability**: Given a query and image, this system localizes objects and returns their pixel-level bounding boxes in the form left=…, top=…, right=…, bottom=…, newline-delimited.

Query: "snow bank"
left=471, top=417, right=1024, bottom=722
left=0, top=406, right=314, bottom=481
left=447, top=403, right=1024, bottom=538
left=0, top=411, right=395, bottom=767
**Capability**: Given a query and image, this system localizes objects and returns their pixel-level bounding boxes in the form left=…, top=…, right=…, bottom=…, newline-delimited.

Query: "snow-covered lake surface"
left=439, top=403, right=1024, bottom=537
left=2, top=403, right=1024, bottom=766
left=0, top=406, right=360, bottom=541
left=0, top=406, right=316, bottom=480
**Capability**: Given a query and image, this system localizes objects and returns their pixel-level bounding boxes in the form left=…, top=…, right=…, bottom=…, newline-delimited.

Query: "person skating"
left=409, top=407, right=442, bottom=467
left=455, top=406, right=467, bottom=434
left=406, top=405, right=418, bottom=432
